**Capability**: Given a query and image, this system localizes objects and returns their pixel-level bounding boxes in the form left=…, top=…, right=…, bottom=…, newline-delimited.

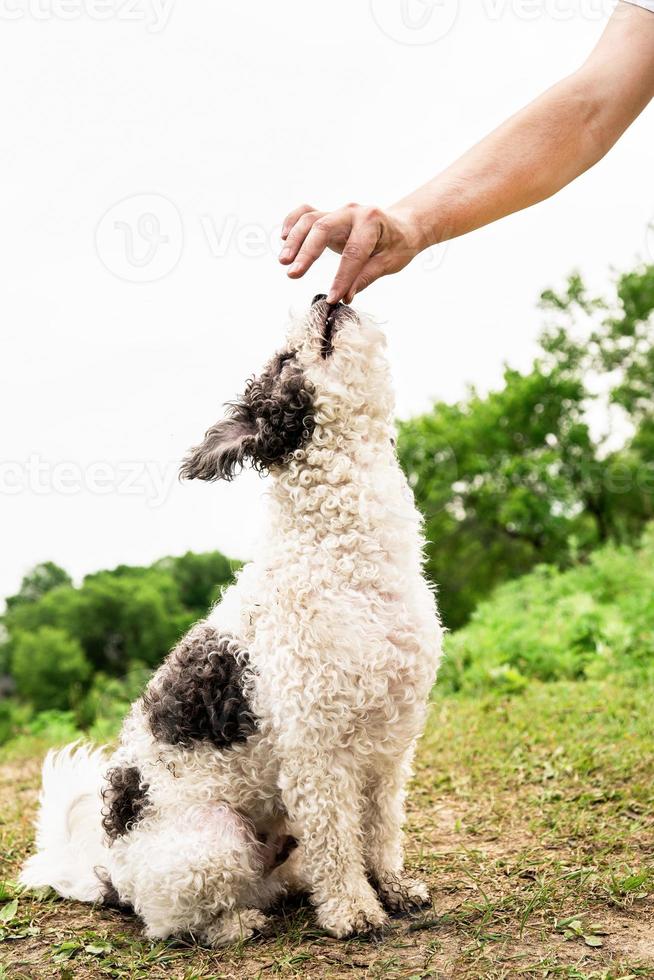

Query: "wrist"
left=386, top=203, right=434, bottom=261
left=388, top=182, right=463, bottom=255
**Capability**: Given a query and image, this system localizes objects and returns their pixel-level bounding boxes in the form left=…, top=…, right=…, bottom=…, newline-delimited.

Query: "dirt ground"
left=1, top=680, right=653, bottom=979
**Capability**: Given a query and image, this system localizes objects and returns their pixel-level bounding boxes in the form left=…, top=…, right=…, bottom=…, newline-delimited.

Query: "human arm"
left=279, top=2, right=654, bottom=304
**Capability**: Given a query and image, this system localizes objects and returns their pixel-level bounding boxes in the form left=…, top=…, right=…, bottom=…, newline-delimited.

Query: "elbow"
left=569, top=68, right=626, bottom=164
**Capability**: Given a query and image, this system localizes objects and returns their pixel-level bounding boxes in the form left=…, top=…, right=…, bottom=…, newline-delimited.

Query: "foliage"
left=441, top=524, right=654, bottom=695
left=155, top=551, right=241, bottom=617
left=72, top=570, right=192, bottom=672
left=4, top=562, right=72, bottom=612
left=10, top=627, right=90, bottom=712
left=400, top=263, right=654, bottom=627
left=0, top=551, right=237, bottom=741
left=398, top=364, right=597, bottom=627
left=81, top=665, right=152, bottom=740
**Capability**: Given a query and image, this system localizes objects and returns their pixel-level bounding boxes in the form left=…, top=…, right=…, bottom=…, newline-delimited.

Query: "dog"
left=20, top=296, right=443, bottom=945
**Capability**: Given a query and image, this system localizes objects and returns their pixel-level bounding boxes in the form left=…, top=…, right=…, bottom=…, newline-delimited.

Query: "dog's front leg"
left=279, top=752, right=389, bottom=938
left=364, top=751, right=431, bottom=914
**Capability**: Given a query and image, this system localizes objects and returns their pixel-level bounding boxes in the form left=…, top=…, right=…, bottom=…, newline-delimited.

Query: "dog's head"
left=180, top=296, right=394, bottom=482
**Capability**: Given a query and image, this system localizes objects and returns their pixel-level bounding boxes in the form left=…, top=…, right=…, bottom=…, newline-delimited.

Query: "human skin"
left=279, top=2, right=654, bottom=305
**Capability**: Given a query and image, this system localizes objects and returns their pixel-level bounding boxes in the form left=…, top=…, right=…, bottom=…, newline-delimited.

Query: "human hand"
left=279, top=203, right=427, bottom=304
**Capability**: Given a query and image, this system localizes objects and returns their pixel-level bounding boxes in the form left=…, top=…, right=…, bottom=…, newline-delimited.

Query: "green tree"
left=2, top=585, right=83, bottom=675
left=540, top=264, right=654, bottom=541
left=5, top=562, right=72, bottom=611
left=74, top=570, right=193, bottom=672
left=399, top=263, right=654, bottom=628
left=156, top=551, right=239, bottom=615
left=1, top=552, right=239, bottom=722
left=4, top=567, right=191, bottom=677
left=11, top=626, right=90, bottom=711
left=398, top=362, right=596, bottom=627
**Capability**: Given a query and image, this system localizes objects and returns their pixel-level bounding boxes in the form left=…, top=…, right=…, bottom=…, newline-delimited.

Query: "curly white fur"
left=20, top=302, right=443, bottom=945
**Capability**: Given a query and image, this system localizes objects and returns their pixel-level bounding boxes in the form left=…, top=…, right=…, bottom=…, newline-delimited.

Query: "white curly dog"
left=20, top=297, right=443, bottom=946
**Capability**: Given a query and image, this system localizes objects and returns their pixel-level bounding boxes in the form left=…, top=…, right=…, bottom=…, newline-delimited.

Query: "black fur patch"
left=101, top=766, right=150, bottom=842
left=100, top=877, right=122, bottom=907
left=95, top=867, right=132, bottom=911
left=180, top=350, right=315, bottom=482
left=321, top=303, right=341, bottom=359
left=274, top=835, right=298, bottom=868
left=142, top=624, right=257, bottom=749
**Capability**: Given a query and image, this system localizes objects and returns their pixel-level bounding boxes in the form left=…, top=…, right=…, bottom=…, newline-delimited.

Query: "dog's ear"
left=181, top=352, right=316, bottom=482
left=180, top=408, right=257, bottom=482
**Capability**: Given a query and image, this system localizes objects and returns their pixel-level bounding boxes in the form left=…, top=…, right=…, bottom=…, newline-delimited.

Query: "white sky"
left=2, top=0, right=654, bottom=601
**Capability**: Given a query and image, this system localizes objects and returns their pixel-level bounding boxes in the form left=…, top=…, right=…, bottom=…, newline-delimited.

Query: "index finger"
left=327, top=222, right=381, bottom=303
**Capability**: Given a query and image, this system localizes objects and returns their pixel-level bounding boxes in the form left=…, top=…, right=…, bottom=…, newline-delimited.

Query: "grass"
left=1, top=676, right=653, bottom=979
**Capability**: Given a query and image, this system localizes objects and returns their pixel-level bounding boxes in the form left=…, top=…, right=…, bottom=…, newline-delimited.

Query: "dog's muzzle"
left=311, top=294, right=350, bottom=358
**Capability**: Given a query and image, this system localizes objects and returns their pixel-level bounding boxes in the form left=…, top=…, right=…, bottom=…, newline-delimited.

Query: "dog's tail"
left=19, top=742, right=109, bottom=902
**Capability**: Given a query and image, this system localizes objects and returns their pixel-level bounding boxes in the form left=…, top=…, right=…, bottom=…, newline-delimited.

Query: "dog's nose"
left=312, top=293, right=327, bottom=306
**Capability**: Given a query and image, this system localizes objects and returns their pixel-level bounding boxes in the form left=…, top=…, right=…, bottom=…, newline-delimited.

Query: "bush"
left=80, top=664, right=150, bottom=739
left=10, top=627, right=91, bottom=711
left=440, top=526, right=654, bottom=695
left=0, top=700, right=32, bottom=746
left=27, top=709, right=81, bottom=742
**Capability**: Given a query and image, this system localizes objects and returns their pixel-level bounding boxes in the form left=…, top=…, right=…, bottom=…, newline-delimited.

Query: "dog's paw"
left=317, top=889, right=389, bottom=939
left=204, top=908, right=271, bottom=946
left=376, top=874, right=431, bottom=914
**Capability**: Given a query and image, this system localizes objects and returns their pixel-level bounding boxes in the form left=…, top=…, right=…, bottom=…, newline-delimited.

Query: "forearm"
left=394, top=3, right=654, bottom=250
left=394, top=71, right=609, bottom=246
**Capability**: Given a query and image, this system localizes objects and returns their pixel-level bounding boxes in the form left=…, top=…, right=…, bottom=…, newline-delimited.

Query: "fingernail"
left=288, top=262, right=301, bottom=274
left=279, top=247, right=291, bottom=261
